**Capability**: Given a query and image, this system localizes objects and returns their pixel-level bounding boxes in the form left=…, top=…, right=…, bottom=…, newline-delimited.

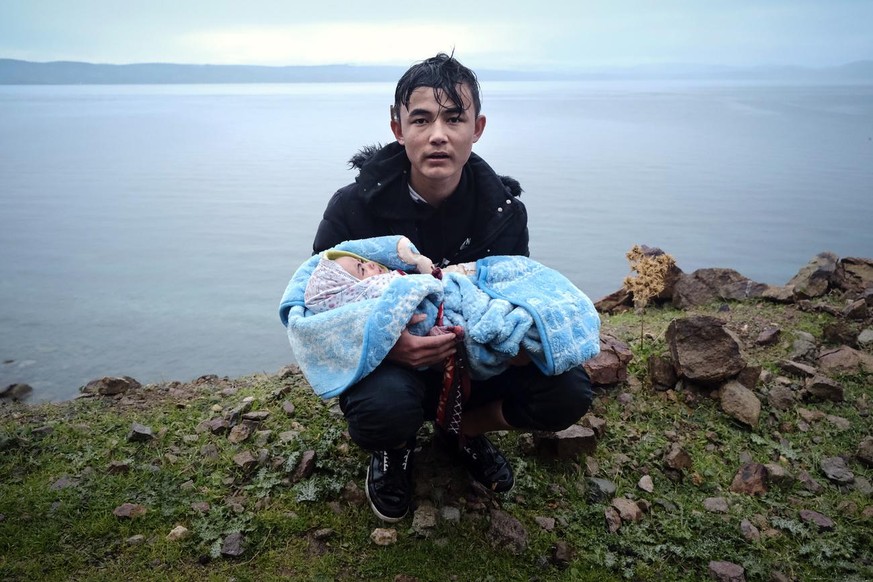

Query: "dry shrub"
left=623, top=245, right=676, bottom=346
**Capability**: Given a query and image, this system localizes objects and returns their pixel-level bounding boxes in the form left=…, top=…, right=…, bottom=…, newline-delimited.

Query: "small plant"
left=623, top=245, right=676, bottom=347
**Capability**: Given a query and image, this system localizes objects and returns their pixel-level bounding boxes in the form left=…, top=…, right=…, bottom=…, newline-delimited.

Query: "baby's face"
left=335, top=256, right=388, bottom=280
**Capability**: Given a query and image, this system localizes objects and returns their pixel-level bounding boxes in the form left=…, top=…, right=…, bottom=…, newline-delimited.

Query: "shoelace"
left=379, top=449, right=411, bottom=490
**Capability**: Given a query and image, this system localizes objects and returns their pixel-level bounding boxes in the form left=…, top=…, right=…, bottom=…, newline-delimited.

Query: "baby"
left=304, top=237, right=474, bottom=314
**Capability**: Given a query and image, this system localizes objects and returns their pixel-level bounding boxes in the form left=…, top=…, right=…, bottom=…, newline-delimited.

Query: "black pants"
left=339, top=362, right=593, bottom=451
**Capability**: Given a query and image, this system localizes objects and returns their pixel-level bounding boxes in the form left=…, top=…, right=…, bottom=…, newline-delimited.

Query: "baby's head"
left=304, top=252, right=395, bottom=314
left=333, top=256, right=389, bottom=280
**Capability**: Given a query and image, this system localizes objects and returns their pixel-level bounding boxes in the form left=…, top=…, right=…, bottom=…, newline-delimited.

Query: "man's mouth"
left=427, top=152, right=450, bottom=160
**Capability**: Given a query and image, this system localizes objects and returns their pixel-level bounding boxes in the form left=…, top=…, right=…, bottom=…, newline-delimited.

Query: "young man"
left=313, top=53, right=593, bottom=522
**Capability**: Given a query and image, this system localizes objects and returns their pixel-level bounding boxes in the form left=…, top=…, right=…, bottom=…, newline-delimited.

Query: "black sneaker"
left=365, top=447, right=414, bottom=522
left=457, top=434, right=515, bottom=493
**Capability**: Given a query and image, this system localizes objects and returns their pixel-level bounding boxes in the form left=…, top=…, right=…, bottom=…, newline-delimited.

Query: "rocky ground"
left=1, top=251, right=871, bottom=581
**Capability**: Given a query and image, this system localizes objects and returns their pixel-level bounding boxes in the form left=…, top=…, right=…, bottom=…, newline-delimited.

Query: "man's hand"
left=387, top=314, right=457, bottom=368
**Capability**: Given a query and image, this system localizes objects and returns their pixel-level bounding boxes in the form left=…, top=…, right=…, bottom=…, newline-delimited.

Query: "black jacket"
left=313, top=142, right=529, bottom=266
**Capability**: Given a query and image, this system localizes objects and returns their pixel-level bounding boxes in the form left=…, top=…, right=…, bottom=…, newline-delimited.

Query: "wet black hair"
left=392, top=52, right=481, bottom=122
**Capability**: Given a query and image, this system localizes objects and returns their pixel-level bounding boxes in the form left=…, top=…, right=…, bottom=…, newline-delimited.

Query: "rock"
left=703, top=497, right=729, bottom=513
left=638, top=475, right=654, bottom=493
left=588, top=478, right=617, bottom=502
left=533, top=425, right=597, bottom=459
left=820, top=456, right=855, bottom=484
left=778, top=360, right=817, bottom=378
left=291, top=450, right=317, bottom=482
left=232, top=450, right=258, bottom=470
left=221, top=532, right=245, bottom=557
left=664, top=444, right=692, bottom=471
left=797, top=407, right=825, bottom=423
left=803, top=375, right=844, bottom=402
left=842, top=299, right=868, bottom=320
left=551, top=540, right=574, bottom=568
left=762, top=285, right=795, bottom=303
left=604, top=506, right=622, bottom=533
left=788, top=252, right=838, bottom=299
left=594, top=287, right=633, bottom=314
left=167, top=525, right=190, bottom=541
left=767, top=385, right=795, bottom=411
left=818, top=345, right=873, bottom=375
left=667, top=316, right=746, bottom=385
left=534, top=516, right=556, bottom=531
left=756, top=327, right=781, bottom=346
left=852, top=476, right=873, bottom=496
left=0, top=383, right=33, bottom=400
left=199, top=417, right=230, bottom=436
left=858, top=436, right=873, bottom=467
left=708, top=560, right=746, bottom=582
left=583, top=334, right=633, bottom=385
left=825, top=415, right=851, bottom=431
left=200, top=443, right=219, bottom=460
left=370, top=528, right=397, bottom=546
left=340, top=481, right=367, bottom=506
left=488, top=509, right=528, bottom=554
left=191, top=501, right=210, bottom=513
left=720, top=381, right=761, bottom=427
left=580, top=414, right=607, bottom=438
left=790, top=331, right=818, bottom=361
left=739, top=519, right=760, bottom=542
left=127, top=423, right=154, bottom=443
left=611, top=497, right=643, bottom=522
left=227, top=423, right=253, bottom=444
left=126, top=534, right=146, bottom=545
left=799, top=509, right=835, bottom=531
left=729, top=463, right=768, bottom=495
left=440, top=506, right=461, bottom=522
left=81, top=376, right=141, bottom=396
left=763, top=464, right=794, bottom=488
left=50, top=476, right=79, bottom=490
left=735, top=365, right=761, bottom=390
left=113, top=503, right=147, bottom=519
left=672, top=268, right=767, bottom=309
left=282, top=401, right=296, bottom=416
left=242, top=410, right=270, bottom=422
left=647, top=354, right=677, bottom=389
left=833, top=256, right=873, bottom=294
left=411, top=505, right=438, bottom=537
left=858, top=329, right=873, bottom=346
left=823, top=321, right=859, bottom=347
left=797, top=470, right=824, bottom=493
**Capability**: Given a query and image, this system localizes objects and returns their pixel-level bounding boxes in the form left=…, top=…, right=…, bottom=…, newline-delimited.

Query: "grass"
left=1, top=299, right=871, bottom=581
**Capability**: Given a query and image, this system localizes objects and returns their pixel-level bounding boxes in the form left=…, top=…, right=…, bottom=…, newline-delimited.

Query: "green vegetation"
left=1, top=300, right=871, bottom=581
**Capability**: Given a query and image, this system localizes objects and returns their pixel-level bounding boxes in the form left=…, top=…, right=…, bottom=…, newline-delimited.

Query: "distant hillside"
left=0, top=59, right=407, bottom=84
left=1, top=58, right=872, bottom=85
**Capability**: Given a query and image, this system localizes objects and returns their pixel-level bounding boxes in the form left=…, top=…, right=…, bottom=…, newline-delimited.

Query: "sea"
left=1, top=80, right=872, bottom=402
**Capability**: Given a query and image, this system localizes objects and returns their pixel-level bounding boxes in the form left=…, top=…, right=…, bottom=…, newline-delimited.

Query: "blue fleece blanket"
left=279, top=236, right=600, bottom=399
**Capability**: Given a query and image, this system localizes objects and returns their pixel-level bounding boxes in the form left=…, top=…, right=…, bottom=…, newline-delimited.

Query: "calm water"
left=1, top=81, right=871, bottom=402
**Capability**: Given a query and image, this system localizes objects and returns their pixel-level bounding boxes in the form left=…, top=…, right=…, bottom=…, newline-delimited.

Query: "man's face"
left=390, top=83, right=486, bottom=202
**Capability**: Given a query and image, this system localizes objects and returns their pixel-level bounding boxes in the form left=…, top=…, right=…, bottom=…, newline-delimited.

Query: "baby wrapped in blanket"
left=279, top=235, right=600, bottom=399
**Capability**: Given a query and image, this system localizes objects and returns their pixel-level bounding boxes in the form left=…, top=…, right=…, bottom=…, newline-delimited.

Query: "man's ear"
left=390, top=105, right=404, bottom=145
left=472, top=114, right=487, bottom=143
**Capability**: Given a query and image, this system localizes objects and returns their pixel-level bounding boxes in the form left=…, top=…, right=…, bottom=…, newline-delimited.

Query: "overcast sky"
left=2, top=0, right=871, bottom=70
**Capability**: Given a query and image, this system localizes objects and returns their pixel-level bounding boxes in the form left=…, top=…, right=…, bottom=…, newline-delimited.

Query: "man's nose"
left=428, top=120, right=448, bottom=143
